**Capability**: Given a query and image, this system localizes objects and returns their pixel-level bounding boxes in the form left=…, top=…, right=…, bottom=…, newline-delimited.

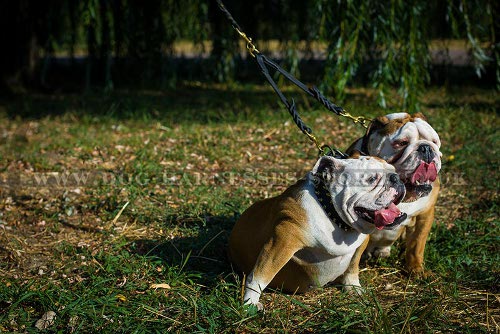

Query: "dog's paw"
left=244, top=302, right=263, bottom=313
left=406, top=266, right=433, bottom=279
left=343, top=284, right=365, bottom=296
left=340, top=274, right=365, bottom=295
left=373, top=246, right=392, bottom=258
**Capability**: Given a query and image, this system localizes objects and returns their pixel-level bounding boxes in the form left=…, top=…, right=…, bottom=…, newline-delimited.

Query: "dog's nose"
left=389, top=173, right=400, bottom=184
left=417, top=144, right=435, bottom=163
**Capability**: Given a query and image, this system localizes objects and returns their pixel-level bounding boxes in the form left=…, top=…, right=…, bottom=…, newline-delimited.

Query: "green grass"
left=0, top=83, right=498, bottom=333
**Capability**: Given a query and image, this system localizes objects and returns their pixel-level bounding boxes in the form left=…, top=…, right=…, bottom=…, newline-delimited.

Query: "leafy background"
left=0, top=0, right=497, bottom=110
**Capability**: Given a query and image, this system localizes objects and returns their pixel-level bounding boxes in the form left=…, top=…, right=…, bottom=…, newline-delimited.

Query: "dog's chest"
left=295, top=189, right=366, bottom=285
left=300, top=190, right=366, bottom=254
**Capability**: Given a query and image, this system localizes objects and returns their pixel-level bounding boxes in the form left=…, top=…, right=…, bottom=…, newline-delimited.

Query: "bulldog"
left=346, top=112, right=442, bottom=275
left=228, top=154, right=407, bottom=309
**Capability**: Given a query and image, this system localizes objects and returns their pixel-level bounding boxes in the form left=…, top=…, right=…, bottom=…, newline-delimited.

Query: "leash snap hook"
left=305, top=131, right=324, bottom=156
left=236, top=28, right=259, bottom=57
left=339, top=110, right=370, bottom=129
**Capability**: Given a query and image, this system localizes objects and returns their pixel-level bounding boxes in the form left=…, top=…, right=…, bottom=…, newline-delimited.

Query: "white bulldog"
left=347, top=112, right=442, bottom=274
left=228, top=154, right=407, bottom=309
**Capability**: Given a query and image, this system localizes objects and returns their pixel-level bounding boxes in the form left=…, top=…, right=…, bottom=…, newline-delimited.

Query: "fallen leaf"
left=35, top=311, right=56, bottom=330
left=115, top=294, right=127, bottom=302
left=150, top=283, right=171, bottom=290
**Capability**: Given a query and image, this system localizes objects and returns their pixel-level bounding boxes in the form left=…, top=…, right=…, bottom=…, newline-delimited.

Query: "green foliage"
left=0, top=1, right=497, bottom=106
left=447, top=0, right=496, bottom=79
left=318, top=0, right=497, bottom=111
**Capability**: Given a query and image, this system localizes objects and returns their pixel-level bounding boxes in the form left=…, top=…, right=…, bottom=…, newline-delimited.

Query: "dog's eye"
left=393, top=140, right=409, bottom=148
left=367, top=175, right=378, bottom=184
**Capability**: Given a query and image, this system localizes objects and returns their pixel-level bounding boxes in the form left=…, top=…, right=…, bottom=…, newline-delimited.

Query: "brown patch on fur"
left=410, top=112, right=427, bottom=121
left=348, top=150, right=386, bottom=163
left=379, top=115, right=412, bottom=135
left=366, top=116, right=389, bottom=134
left=364, top=113, right=428, bottom=140
left=370, top=156, right=387, bottom=163
left=349, top=151, right=361, bottom=159
left=228, top=179, right=313, bottom=293
left=367, top=113, right=429, bottom=137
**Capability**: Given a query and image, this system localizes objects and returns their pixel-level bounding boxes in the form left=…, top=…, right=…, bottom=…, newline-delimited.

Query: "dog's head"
left=361, top=112, right=442, bottom=201
left=311, top=155, right=407, bottom=234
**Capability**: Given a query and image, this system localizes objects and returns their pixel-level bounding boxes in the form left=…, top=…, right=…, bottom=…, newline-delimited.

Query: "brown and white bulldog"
left=228, top=155, right=407, bottom=309
left=347, top=112, right=442, bottom=274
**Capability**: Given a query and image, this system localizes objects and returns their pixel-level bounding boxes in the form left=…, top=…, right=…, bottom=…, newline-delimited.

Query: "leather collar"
left=360, top=135, right=370, bottom=156
left=313, top=178, right=352, bottom=232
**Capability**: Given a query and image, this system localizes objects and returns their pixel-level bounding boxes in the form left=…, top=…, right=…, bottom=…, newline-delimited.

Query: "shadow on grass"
left=129, top=214, right=238, bottom=286
left=0, top=83, right=376, bottom=123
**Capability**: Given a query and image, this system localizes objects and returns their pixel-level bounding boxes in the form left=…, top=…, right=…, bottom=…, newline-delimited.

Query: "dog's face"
left=363, top=112, right=442, bottom=201
left=312, top=155, right=407, bottom=234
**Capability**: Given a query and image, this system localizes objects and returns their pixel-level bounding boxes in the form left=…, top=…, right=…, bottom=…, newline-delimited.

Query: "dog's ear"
left=312, top=156, right=345, bottom=181
left=366, top=115, right=389, bottom=134
left=411, top=112, right=427, bottom=121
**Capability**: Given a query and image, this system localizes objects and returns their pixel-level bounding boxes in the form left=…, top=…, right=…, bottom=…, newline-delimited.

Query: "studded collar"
left=313, top=178, right=352, bottom=232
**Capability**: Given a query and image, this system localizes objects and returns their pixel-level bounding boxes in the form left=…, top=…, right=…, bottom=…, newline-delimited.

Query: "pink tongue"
left=411, top=162, right=437, bottom=184
left=374, top=203, right=401, bottom=230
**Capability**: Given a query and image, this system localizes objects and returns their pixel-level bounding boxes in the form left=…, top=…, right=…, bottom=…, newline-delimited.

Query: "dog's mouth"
left=410, top=161, right=437, bottom=185
left=355, top=203, right=407, bottom=230
left=403, top=161, right=438, bottom=201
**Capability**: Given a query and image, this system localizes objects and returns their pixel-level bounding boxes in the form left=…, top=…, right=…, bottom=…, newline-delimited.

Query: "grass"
left=0, top=82, right=498, bottom=333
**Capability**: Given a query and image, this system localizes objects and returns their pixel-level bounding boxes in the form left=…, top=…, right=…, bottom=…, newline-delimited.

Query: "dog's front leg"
left=244, top=231, right=302, bottom=310
left=404, top=206, right=435, bottom=275
left=339, top=235, right=369, bottom=293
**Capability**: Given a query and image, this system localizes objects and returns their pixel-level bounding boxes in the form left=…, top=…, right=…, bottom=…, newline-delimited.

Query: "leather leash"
left=216, top=0, right=370, bottom=157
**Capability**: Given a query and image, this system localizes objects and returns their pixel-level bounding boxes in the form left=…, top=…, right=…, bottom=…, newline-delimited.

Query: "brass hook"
left=236, top=28, right=259, bottom=57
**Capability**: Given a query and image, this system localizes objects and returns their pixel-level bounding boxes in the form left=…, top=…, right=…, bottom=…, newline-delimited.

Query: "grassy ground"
left=0, top=82, right=498, bottom=333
